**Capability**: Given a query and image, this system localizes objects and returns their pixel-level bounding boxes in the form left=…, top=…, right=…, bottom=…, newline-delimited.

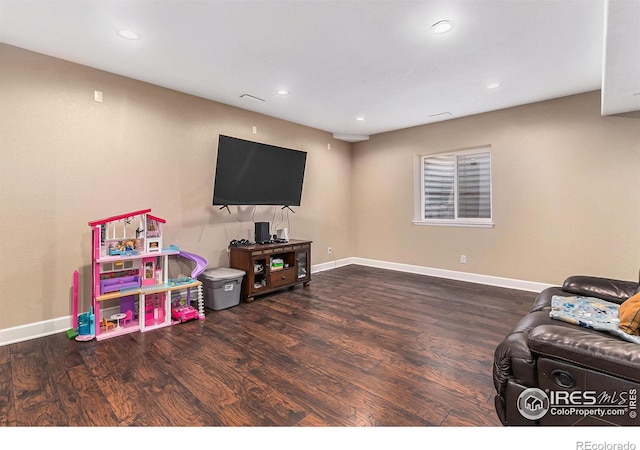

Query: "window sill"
left=412, top=220, right=494, bottom=228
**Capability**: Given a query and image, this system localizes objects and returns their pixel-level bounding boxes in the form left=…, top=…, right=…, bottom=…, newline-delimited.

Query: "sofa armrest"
left=561, top=275, right=638, bottom=304
left=528, top=324, right=640, bottom=383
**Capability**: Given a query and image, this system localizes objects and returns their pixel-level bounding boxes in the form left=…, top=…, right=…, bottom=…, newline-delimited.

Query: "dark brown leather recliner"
left=493, top=275, right=640, bottom=426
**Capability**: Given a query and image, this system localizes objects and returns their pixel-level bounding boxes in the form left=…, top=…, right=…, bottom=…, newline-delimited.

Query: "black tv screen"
left=212, top=135, right=307, bottom=207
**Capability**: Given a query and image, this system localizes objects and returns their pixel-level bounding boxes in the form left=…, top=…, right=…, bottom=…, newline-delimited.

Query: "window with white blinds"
left=423, top=155, right=455, bottom=219
left=416, top=148, right=493, bottom=227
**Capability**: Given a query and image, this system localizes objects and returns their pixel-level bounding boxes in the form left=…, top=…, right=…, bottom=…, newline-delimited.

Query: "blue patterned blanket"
left=550, top=295, right=640, bottom=344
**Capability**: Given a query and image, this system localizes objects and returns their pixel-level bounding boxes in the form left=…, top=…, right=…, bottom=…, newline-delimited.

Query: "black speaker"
left=254, top=222, right=270, bottom=244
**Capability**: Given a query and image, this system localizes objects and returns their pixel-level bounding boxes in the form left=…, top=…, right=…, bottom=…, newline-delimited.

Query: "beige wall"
left=351, top=91, right=640, bottom=286
left=3, top=41, right=640, bottom=334
left=0, top=43, right=352, bottom=330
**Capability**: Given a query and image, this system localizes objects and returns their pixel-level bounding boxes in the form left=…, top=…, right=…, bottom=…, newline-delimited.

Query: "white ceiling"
left=1, top=0, right=638, bottom=142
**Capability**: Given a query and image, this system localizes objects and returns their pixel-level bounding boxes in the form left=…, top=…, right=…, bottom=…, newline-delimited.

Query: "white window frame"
left=413, top=146, right=494, bottom=228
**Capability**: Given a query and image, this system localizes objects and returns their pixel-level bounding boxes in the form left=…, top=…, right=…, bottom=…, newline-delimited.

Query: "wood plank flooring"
left=0, top=264, right=536, bottom=427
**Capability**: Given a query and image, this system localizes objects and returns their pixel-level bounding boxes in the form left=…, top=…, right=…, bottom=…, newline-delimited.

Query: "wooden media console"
left=229, top=239, right=312, bottom=303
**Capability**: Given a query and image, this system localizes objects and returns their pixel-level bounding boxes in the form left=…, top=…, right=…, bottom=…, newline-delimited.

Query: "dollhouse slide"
left=178, top=251, right=208, bottom=278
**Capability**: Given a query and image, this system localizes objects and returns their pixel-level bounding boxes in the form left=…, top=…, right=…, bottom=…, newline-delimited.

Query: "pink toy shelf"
left=87, top=209, right=206, bottom=341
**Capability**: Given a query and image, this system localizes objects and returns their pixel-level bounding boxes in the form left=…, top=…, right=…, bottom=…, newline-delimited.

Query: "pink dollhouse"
left=88, top=209, right=205, bottom=341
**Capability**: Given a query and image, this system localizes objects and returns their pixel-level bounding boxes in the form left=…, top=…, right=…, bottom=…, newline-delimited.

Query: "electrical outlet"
left=460, top=255, right=467, bottom=264
left=328, top=247, right=332, bottom=255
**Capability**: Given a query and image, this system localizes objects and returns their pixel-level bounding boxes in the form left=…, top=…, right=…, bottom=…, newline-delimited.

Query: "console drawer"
left=270, top=268, right=297, bottom=288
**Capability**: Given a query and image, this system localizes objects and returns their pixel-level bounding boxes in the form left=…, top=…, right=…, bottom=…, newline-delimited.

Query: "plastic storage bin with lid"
left=199, top=267, right=246, bottom=310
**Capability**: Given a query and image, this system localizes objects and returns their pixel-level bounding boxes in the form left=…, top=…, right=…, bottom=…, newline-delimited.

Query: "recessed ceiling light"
left=277, top=90, right=289, bottom=95
left=487, top=82, right=501, bottom=90
left=117, top=29, right=141, bottom=40
left=356, top=116, right=365, bottom=121
left=431, top=20, right=454, bottom=34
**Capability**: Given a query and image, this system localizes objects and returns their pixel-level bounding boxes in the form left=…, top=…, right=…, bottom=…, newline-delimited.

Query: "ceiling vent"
left=428, top=112, right=452, bottom=118
left=240, top=94, right=265, bottom=103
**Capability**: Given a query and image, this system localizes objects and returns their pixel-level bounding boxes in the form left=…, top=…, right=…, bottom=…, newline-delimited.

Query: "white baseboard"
left=0, top=305, right=125, bottom=347
left=0, top=258, right=552, bottom=347
left=347, top=257, right=554, bottom=293
left=350, top=258, right=552, bottom=292
left=0, top=316, right=73, bottom=347
left=312, top=256, right=552, bottom=292
left=311, top=257, right=354, bottom=273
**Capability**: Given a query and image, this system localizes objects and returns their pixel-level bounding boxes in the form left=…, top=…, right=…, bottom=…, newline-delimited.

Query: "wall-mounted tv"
left=212, top=135, right=307, bottom=208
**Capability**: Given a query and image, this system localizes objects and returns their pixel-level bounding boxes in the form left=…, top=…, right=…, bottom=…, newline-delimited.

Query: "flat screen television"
left=212, top=135, right=307, bottom=207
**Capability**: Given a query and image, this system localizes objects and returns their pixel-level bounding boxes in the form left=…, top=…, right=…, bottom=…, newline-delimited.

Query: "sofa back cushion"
left=561, top=275, right=639, bottom=305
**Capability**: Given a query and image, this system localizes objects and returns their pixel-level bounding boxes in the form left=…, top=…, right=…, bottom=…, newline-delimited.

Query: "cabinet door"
left=296, top=249, right=309, bottom=279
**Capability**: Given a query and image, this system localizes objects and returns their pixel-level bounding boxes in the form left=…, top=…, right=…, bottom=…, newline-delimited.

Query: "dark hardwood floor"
left=0, top=264, right=536, bottom=427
